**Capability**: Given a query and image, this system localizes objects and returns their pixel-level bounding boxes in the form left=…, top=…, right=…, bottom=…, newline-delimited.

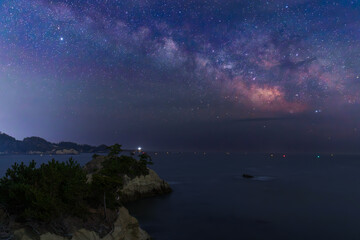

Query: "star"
left=0, top=0, right=359, bottom=153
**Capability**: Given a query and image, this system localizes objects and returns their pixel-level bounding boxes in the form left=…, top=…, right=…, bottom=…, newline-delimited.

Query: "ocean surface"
left=1, top=152, right=360, bottom=240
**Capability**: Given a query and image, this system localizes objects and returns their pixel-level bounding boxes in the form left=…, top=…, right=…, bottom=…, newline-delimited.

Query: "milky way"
left=0, top=0, right=360, bottom=152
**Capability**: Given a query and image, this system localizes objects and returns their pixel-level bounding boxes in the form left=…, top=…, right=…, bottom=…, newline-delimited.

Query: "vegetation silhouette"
left=0, top=144, right=153, bottom=224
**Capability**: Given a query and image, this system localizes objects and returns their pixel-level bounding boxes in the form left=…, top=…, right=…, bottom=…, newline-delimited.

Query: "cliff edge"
left=2, top=151, right=171, bottom=240
left=84, top=155, right=172, bottom=202
left=13, top=207, right=149, bottom=240
left=121, top=169, right=171, bottom=202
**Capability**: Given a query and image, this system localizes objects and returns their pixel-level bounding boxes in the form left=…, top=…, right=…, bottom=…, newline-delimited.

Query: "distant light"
left=60, top=37, right=64, bottom=41
left=317, top=155, right=320, bottom=158
left=138, top=147, right=142, bottom=151
left=283, top=154, right=286, bottom=158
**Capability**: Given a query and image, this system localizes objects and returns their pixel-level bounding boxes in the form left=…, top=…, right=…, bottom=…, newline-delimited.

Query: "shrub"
left=0, top=158, right=89, bottom=222
left=88, top=145, right=153, bottom=210
left=0, top=144, right=154, bottom=223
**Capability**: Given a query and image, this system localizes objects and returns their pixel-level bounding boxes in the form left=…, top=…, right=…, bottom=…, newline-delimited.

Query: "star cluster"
left=0, top=0, right=360, bottom=151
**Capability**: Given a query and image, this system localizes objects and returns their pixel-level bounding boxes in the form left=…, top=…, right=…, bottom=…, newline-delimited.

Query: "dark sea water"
left=1, top=152, right=360, bottom=240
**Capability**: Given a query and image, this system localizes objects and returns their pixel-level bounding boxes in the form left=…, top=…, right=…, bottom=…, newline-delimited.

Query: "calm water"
left=1, top=153, right=360, bottom=240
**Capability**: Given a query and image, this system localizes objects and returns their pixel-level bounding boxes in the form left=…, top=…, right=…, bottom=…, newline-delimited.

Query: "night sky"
left=1, top=0, right=360, bottom=152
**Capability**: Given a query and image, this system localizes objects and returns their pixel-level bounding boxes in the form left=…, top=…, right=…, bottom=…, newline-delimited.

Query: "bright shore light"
left=138, top=147, right=142, bottom=151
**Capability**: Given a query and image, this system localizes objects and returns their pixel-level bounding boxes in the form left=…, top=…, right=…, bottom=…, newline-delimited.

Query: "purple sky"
left=1, top=0, right=360, bottom=152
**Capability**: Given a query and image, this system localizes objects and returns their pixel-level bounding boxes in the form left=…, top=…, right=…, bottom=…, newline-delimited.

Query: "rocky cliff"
left=6, top=154, right=171, bottom=240
left=0, top=207, right=11, bottom=239
left=13, top=207, right=150, bottom=240
left=120, top=169, right=171, bottom=202
left=55, top=149, right=79, bottom=155
left=84, top=155, right=172, bottom=202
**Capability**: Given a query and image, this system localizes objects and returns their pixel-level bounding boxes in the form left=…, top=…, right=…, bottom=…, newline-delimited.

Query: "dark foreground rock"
left=13, top=207, right=150, bottom=240
left=0, top=207, right=11, bottom=240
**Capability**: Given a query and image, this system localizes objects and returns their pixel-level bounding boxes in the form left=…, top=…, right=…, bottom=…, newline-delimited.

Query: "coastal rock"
left=0, top=208, right=6, bottom=222
left=55, top=149, right=79, bottom=155
left=10, top=155, right=171, bottom=240
left=13, top=207, right=150, bottom=240
left=84, top=155, right=172, bottom=202
left=120, top=169, right=172, bottom=202
left=0, top=209, right=11, bottom=239
left=242, top=174, right=254, bottom=179
left=13, top=228, right=38, bottom=240
left=84, top=155, right=106, bottom=174
left=26, top=151, right=44, bottom=155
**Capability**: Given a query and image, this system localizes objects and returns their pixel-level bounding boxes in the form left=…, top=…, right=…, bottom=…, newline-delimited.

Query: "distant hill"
left=0, top=132, right=108, bottom=155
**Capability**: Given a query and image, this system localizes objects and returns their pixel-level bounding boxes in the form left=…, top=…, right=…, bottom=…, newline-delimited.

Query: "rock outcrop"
left=242, top=174, right=254, bottom=179
left=55, top=149, right=79, bottom=155
left=0, top=207, right=11, bottom=239
left=120, top=169, right=171, bottom=202
left=8, top=154, right=171, bottom=240
left=83, top=155, right=106, bottom=174
left=13, top=207, right=150, bottom=240
left=84, top=155, right=172, bottom=202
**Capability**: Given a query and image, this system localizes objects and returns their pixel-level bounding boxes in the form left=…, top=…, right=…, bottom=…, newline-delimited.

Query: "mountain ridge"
left=0, top=132, right=107, bottom=155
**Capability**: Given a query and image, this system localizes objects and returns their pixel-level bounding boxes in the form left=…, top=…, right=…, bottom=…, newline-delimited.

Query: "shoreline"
left=1, top=153, right=172, bottom=240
